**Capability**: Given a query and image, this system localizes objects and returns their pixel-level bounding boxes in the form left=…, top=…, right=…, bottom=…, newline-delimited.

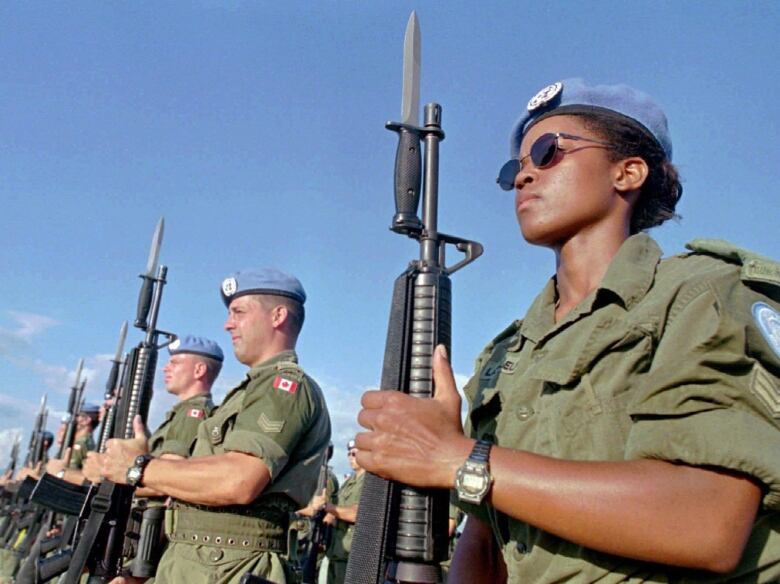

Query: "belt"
left=168, top=507, right=288, bottom=553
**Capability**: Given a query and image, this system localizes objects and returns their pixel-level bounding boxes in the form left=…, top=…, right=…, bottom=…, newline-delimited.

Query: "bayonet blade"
left=113, top=321, right=128, bottom=363
left=144, top=217, right=165, bottom=276
left=73, top=358, right=84, bottom=388
left=400, top=11, right=421, bottom=125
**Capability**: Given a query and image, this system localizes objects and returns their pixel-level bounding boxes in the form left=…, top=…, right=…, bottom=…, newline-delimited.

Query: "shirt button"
left=209, top=549, right=224, bottom=562
left=515, top=406, right=534, bottom=421
left=516, top=541, right=528, bottom=554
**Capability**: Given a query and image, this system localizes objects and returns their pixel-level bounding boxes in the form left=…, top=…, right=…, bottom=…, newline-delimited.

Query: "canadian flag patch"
left=273, top=376, right=298, bottom=394
left=188, top=409, right=205, bottom=419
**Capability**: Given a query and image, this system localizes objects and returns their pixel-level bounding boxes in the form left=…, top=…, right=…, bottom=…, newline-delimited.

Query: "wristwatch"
left=126, top=454, right=153, bottom=487
left=454, top=439, right=494, bottom=504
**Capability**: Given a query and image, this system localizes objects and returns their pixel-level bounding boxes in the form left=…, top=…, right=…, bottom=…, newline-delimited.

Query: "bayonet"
left=400, top=11, right=421, bottom=126
left=113, top=321, right=128, bottom=364
left=136, top=218, right=165, bottom=329
left=145, top=218, right=164, bottom=278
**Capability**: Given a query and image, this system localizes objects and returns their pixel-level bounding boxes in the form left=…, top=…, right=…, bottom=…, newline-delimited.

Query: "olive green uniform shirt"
left=68, top=434, right=95, bottom=470
left=327, top=470, right=365, bottom=561
left=460, top=234, right=780, bottom=582
left=157, top=350, right=331, bottom=584
left=149, top=393, right=214, bottom=458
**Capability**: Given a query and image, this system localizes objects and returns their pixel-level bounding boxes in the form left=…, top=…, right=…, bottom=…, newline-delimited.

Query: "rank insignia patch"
left=273, top=376, right=298, bottom=394
left=258, top=412, right=285, bottom=433
left=188, top=409, right=205, bottom=419
left=753, top=302, right=780, bottom=359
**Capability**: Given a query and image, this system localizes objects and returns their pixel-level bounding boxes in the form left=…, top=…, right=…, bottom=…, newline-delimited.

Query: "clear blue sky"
left=1, top=1, right=778, bottom=477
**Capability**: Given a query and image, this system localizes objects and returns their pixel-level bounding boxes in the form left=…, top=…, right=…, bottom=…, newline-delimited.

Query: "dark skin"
left=356, top=115, right=763, bottom=578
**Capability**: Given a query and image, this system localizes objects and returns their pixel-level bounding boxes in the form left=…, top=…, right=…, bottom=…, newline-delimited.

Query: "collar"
left=246, top=350, right=299, bottom=381
left=172, top=392, right=213, bottom=411
left=521, top=233, right=662, bottom=342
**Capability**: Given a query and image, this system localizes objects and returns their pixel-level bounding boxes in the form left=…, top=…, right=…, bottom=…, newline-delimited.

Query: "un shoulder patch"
left=753, top=302, right=780, bottom=359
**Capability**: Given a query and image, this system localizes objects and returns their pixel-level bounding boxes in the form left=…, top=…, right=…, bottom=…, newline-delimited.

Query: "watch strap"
left=470, top=439, right=492, bottom=463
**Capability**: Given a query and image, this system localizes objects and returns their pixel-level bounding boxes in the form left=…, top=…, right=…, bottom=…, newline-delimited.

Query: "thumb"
left=432, top=345, right=462, bottom=415
left=133, top=415, right=147, bottom=440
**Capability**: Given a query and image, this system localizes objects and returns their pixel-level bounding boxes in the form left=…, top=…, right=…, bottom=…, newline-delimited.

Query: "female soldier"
left=356, top=79, right=780, bottom=582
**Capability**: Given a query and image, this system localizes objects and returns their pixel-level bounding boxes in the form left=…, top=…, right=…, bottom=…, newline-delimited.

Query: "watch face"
left=460, top=471, right=488, bottom=493
left=127, top=467, right=141, bottom=485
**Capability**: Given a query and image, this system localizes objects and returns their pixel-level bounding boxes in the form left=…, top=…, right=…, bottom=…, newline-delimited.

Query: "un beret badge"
left=222, top=277, right=237, bottom=297
left=169, top=338, right=181, bottom=351
left=527, top=81, right=563, bottom=111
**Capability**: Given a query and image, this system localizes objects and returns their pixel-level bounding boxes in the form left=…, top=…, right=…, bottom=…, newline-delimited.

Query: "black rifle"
left=4, top=434, right=21, bottom=479
left=301, top=447, right=335, bottom=584
left=61, top=218, right=172, bottom=584
left=345, top=12, right=481, bottom=584
left=56, top=359, right=86, bottom=463
left=22, top=396, right=49, bottom=471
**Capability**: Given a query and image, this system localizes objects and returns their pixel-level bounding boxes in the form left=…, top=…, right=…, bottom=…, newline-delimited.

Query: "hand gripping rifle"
left=59, top=218, right=173, bottom=584
left=345, top=13, right=482, bottom=584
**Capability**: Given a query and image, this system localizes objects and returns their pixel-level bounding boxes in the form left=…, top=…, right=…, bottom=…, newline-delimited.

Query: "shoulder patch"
left=258, top=412, right=285, bottom=433
left=751, top=363, right=780, bottom=418
left=188, top=408, right=205, bottom=419
left=753, top=302, right=780, bottom=359
left=273, top=375, right=298, bottom=394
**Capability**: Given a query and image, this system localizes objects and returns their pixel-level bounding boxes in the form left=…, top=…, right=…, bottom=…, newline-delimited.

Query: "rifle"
left=4, top=434, right=21, bottom=478
left=23, top=396, right=48, bottom=470
left=301, top=447, right=335, bottom=584
left=345, top=12, right=482, bottom=584
left=56, top=359, right=85, bottom=462
left=97, top=321, right=129, bottom=453
left=59, top=217, right=173, bottom=584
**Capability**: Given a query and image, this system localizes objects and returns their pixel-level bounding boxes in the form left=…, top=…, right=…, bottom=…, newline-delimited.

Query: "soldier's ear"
left=271, top=304, right=289, bottom=329
left=193, top=361, right=208, bottom=381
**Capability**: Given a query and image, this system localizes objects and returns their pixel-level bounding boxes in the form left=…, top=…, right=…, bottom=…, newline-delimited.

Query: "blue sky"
left=1, top=1, right=778, bottom=477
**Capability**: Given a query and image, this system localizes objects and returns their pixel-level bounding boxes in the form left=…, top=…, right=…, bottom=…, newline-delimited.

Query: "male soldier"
left=82, top=335, right=222, bottom=583
left=97, top=268, right=332, bottom=584
left=148, top=334, right=221, bottom=461
left=37, top=405, right=98, bottom=485
left=302, top=439, right=364, bottom=584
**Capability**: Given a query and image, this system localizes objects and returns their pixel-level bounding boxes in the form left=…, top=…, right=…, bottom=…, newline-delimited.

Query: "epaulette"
left=274, top=360, right=305, bottom=383
left=475, top=320, right=522, bottom=369
left=685, top=239, right=780, bottom=288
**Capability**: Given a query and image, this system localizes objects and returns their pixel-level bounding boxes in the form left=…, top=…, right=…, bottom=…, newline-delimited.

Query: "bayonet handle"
left=391, top=127, right=422, bottom=233
left=134, top=274, right=154, bottom=329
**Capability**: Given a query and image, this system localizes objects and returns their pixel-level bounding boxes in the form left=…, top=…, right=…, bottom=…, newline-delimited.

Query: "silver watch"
left=126, top=454, right=152, bottom=487
left=454, top=439, right=493, bottom=504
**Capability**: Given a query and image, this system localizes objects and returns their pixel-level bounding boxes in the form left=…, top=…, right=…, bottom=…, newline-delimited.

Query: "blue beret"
left=80, top=403, right=101, bottom=416
left=220, top=268, right=306, bottom=307
left=168, top=334, right=224, bottom=362
left=509, top=78, right=672, bottom=160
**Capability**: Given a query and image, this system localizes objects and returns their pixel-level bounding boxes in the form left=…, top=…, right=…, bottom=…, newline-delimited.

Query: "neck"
left=553, top=226, right=630, bottom=320
left=177, top=384, right=210, bottom=402
left=249, top=341, right=295, bottom=368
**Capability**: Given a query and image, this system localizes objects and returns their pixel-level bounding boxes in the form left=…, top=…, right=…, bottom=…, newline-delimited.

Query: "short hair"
left=578, top=113, right=683, bottom=233
left=252, top=294, right=305, bottom=338
left=198, top=355, right=223, bottom=386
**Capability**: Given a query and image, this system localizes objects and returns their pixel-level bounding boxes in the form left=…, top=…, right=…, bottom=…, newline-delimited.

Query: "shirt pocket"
left=206, top=398, right=243, bottom=449
left=533, top=316, right=656, bottom=460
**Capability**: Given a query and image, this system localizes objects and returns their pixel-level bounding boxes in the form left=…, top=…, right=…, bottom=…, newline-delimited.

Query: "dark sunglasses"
left=496, top=132, right=613, bottom=191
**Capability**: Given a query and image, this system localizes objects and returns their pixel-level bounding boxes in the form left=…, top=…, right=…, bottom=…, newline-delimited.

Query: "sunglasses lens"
left=531, top=134, right=558, bottom=168
left=497, top=159, right=520, bottom=191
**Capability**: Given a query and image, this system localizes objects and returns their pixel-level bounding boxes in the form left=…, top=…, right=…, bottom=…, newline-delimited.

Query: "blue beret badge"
left=527, top=81, right=562, bottom=111
left=222, top=277, right=238, bottom=297
left=753, top=302, right=780, bottom=359
left=169, top=339, right=181, bottom=351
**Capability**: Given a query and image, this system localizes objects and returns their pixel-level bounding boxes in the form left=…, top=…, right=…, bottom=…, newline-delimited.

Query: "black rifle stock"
left=345, top=15, right=482, bottom=584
